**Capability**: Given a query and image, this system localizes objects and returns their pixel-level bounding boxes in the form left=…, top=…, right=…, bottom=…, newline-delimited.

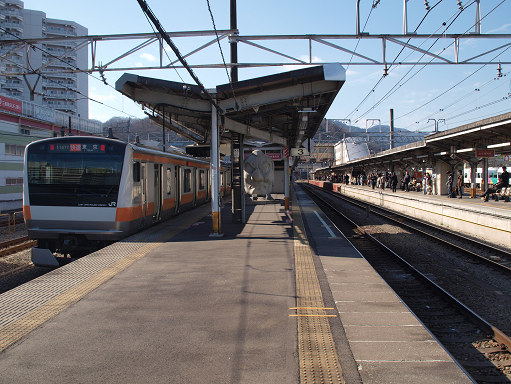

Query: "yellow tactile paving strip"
left=0, top=210, right=208, bottom=353
left=292, top=186, right=344, bottom=384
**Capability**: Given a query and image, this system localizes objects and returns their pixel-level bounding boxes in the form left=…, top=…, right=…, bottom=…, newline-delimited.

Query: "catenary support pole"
left=231, top=132, right=244, bottom=223
left=210, top=103, right=223, bottom=237
left=284, top=153, right=290, bottom=210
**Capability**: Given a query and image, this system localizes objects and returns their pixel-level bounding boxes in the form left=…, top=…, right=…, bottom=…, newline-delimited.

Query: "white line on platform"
left=314, top=211, right=337, bottom=238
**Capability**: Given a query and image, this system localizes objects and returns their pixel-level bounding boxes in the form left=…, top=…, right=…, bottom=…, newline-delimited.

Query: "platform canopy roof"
left=115, top=64, right=345, bottom=150
left=314, top=112, right=511, bottom=175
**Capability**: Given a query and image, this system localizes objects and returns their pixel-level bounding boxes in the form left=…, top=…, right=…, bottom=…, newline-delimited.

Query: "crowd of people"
left=316, top=171, right=434, bottom=195
left=312, top=166, right=510, bottom=201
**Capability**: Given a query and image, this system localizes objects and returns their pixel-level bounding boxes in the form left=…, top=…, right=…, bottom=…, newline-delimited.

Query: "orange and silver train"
left=23, top=136, right=231, bottom=267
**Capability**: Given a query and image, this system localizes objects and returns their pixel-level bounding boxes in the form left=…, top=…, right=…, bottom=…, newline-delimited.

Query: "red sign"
left=284, top=148, right=289, bottom=158
left=266, top=152, right=282, bottom=160
left=0, top=95, right=22, bottom=114
left=476, top=149, right=495, bottom=158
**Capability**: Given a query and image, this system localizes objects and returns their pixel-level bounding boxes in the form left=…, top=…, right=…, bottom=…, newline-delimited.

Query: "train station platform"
left=0, top=185, right=472, bottom=383
left=309, top=180, right=511, bottom=251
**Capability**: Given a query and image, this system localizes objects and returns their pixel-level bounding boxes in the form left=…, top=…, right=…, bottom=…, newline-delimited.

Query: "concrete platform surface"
left=0, top=198, right=297, bottom=384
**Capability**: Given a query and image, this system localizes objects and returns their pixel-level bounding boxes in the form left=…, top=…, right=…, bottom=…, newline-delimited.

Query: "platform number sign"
left=291, top=148, right=309, bottom=157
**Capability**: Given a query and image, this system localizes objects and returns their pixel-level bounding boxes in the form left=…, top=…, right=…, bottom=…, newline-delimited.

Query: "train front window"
left=27, top=140, right=126, bottom=207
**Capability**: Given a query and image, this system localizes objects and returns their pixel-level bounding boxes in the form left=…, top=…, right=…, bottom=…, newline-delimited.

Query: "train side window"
left=133, top=162, right=140, bottom=182
left=184, top=169, right=191, bottom=192
left=199, top=170, right=205, bottom=190
left=167, top=168, right=171, bottom=195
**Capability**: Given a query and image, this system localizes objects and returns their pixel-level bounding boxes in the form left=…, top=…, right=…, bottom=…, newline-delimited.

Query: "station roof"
left=115, top=64, right=345, bottom=150
left=314, top=111, right=511, bottom=175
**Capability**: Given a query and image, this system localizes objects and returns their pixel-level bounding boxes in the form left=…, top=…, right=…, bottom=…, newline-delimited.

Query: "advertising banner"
left=0, top=95, right=22, bottom=114
left=35, top=105, right=56, bottom=123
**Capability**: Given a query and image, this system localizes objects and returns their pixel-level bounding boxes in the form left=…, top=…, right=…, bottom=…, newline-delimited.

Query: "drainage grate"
left=292, top=188, right=344, bottom=384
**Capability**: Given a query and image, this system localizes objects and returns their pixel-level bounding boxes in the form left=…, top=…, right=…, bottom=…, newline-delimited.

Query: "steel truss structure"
left=2, top=30, right=511, bottom=78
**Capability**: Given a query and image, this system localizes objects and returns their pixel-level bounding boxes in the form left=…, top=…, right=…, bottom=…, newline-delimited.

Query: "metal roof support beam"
left=386, top=37, right=453, bottom=63
left=312, top=37, right=380, bottom=64
left=224, top=118, right=287, bottom=146
left=168, top=34, right=228, bottom=67
left=237, top=38, right=307, bottom=64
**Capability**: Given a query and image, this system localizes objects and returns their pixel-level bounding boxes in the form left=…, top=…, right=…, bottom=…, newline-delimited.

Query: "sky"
left=20, top=0, right=511, bottom=134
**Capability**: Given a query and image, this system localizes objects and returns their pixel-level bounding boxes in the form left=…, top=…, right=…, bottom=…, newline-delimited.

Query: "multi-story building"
left=0, top=0, right=88, bottom=118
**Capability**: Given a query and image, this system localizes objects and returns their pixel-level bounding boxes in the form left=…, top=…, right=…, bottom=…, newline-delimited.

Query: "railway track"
left=308, top=183, right=511, bottom=275
left=0, top=236, right=37, bottom=257
left=300, top=183, right=511, bottom=383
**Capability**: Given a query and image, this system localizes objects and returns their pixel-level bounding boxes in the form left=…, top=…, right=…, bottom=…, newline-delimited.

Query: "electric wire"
left=344, top=0, right=446, bottom=122
left=0, top=26, right=140, bottom=118
left=351, top=0, right=477, bottom=124
left=206, top=0, right=240, bottom=111
left=352, top=0, right=508, bottom=131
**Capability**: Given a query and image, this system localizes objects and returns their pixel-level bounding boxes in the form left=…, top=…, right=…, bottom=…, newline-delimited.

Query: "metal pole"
left=356, top=0, right=362, bottom=35
left=162, top=106, right=165, bottom=152
left=231, top=132, right=243, bottom=223
left=403, top=0, right=408, bottom=35
left=230, top=0, right=238, bottom=82
left=389, top=109, right=394, bottom=150
left=475, top=0, right=481, bottom=34
left=284, top=154, right=290, bottom=210
left=210, top=103, right=223, bottom=237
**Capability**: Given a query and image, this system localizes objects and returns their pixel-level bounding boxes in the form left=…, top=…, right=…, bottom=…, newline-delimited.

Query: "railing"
left=45, top=27, right=77, bottom=37
left=41, top=71, right=77, bottom=79
left=8, top=97, right=104, bottom=135
left=13, top=211, right=23, bottom=233
left=0, top=213, right=11, bottom=234
left=2, top=9, right=23, bottom=19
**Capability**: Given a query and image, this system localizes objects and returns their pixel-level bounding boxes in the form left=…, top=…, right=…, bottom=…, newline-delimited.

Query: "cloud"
left=90, top=92, right=117, bottom=102
left=485, top=24, right=511, bottom=34
left=140, top=52, right=157, bottom=62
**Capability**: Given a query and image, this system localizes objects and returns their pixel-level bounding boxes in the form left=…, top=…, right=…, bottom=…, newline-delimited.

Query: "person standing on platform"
left=391, top=172, right=398, bottom=192
left=371, top=173, right=377, bottom=189
left=457, top=170, right=464, bottom=199
left=404, top=171, right=411, bottom=192
left=446, top=171, right=453, bottom=197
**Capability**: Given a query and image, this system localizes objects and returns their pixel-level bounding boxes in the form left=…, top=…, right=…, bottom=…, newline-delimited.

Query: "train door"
left=140, top=163, right=148, bottom=227
left=153, top=164, right=162, bottom=222
left=174, top=165, right=180, bottom=214
left=206, top=169, right=210, bottom=201
left=192, top=168, right=197, bottom=206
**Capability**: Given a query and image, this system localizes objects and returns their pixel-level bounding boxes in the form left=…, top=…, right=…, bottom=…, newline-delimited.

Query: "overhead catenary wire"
left=350, top=0, right=475, bottom=124
left=344, top=0, right=445, bottom=123
left=136, top=0, right=222, bottom=114
left=206, top=0, right=240, bottom=111
left=0, top=26, right=140, bottom=119
left=351, top=0, right=508, bottom=131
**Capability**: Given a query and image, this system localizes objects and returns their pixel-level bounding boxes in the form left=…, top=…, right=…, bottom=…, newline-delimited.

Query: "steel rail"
left=308, top=183, right=511, bottom=276
left=301, top=183, right=511, bottom=353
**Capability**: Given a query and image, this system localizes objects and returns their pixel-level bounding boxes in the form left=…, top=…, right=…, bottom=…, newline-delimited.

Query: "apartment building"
left=0, top=0, right=88, bottom=118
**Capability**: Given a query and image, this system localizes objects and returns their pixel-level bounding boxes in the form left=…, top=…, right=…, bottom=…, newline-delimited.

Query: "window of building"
left=6, top=177, right=23, bottom=185
left=5, top=144, right=25, bottom=156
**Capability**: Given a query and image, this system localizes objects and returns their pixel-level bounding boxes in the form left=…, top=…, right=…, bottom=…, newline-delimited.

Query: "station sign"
left=291, top=148, right=309, bottom=156
left=476, top=149, right=495, bottom=158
